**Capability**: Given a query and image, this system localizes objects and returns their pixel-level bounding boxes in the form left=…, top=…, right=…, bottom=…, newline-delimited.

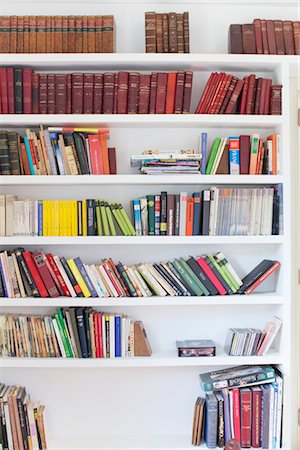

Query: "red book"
left=88, top=134, right=104, bottom=174
left=196, top=257, right=227, bottom=295
left=165, top=72, right=176, bottom=114
left=245, top=74, right=256, bottom=114
left=113, top=73, right=118, bottom=114
left=219, top=76, right=238, bottom=114
left=44, top=256, right=63, bottom=295
left=23, top=251, right=49, bottom=298
left=47, top=73, right=55, bottom=114
left=264, top=78, right=272, bottom=115
left=182, top=71, right=193, bottom=113
left=245, top=261, right=281, bottom=295
left=174, top=71, right=185, bottom=114
left=97, top=313, right=104, bottom=358
left=108, top=258, right=128, bottom=296
left=225, top=79, right=244, bottom=114
left=20, top=143, right=31, bottom=175
left=274, top=20, right=285, bottom=55
left=45, top=253, right=71, bottom=297
left=239, top=76, right=250, bottom=114
left=253, top=19, right=263, bottom=54
left=127, top=72, right=140, bottom=114
left=239, top=135, right=251, bottom=174
left=283, top=21, right=295, bottom=55
left=33, top=252, right=60, bottom=298
left=72, top=73, right=84, bottom=114
left=155, top=73, right=168, bottom=114
left=102, top=72, right=115, bottom=114
left=99, top=132, right=110, bottom=174
left=185, top=197, right=194, bottom=236
left=103, top=262, right=123, bottom=297
left=232, top=388, right=241, bottom=444
left=215, top=74, right=232, bottom=114
left=207, top=72, right=226, bottom=114
left=93, top=73, right=103, bottom=114
left=138, top=74, right=151, bottom=114
left=261, top=20, right=269, bottom=54
left=55, top=74, right=67, bottom=114
left=240, top=389, right=252, bottom=448
left=0, top=68, right=8, bottom=114
left=83, top=73, right=94, bottom=114
left=293, top=21, right=300, bottom=55
left=149, top=72, right=157, bottom=114
left=32, top=73, right=39, bottom=114
left=22, top=68, right=33, bottom=114
left=108, top=147, right=117, bottom=174
left=94, top=312, right=100, bottom=358
left=7, top=68, right=15, bottom=114
left=254, top=78, right=262, bottom=114
left=258, top=78, right=268, bottom=115
left=66, top=73, right=72, bottom=114
left=117, top=72, right=129, bottom=114
left=195, top=72, right=215, bottom=114
left=266, top=20, right=277, bottom=54
left=39, top=74, right=48, bottom=114
left=251, top=387, right=262, bottom=448
left=201, top=72, right=220, bottom=114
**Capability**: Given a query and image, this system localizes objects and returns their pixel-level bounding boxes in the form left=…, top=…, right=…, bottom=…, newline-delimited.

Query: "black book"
left=153, top=263, right=182, bottom=296
left=87, top=199, right=96, bottom=236
left=60, top=257, right=84, bottom=297
left=83, top=308, right=92, bottom=358
left=215, top=392, right=225, bottom=448
left=0, top=265, right=5, bottom=298
left=160, top=191, right=167, bottom=235
left=115, top=263, right=138, bottom=297
left=161, top=262, right=191, bottom=296
left=73, top=132, right=89, bottom=174
left=14, top=68, right=23, bottom=114
left=15, top=250, right=39, bottom=297
left=0, top=131, right=10, bottom=175
left=156, top=263, right=186, bottom=296
left=202, top=190, right=210, bottom=235
left=272, top=190, right=280, bottom=235
left=0, top=385, right=9, bottom=450
left=69, top=308, right=82, bottom=358
left=203, top=256, right=233, bottom=295
left=105, top=316, right=110, bottom=357
left=75, top=308, right=88, bottom=358
left=167, top=261, right=195, bottom=296
left=174, top=194, right=180, bottom=236
left=77, top=201, right=83, bottom=236
left=237, top=259, right=275, bottom=294
left=17, top=387, right=29, bottom=450
left=186, top=256, right=218, bottom=296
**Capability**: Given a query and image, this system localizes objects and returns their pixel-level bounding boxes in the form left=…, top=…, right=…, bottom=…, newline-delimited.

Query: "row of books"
left=195, top=72, right=282, bottom=115
left=225, top=316, right=282, bottom=357
left=0, top=15, right=115, bottom=53
left=0, top=68, right=193, bottom=115
left=0, top=248, right=280, bottom=299
left=0, top=309, right=151, bottom=358
left=145, top=11, right=189, bottom=53
left=131, top=150, right=201, bottom=175
left=202, top=133, right=279, bottom=176
left=0, top=128, right=117, bottom=176
left=194, top=365, right=283, bottom=448
left=229, top=19, right=300, bottom=55
left=1, top=196, right=135, bottom=237
left=132, top=187, right=281, bottom=237
left=0, top=384, right=47, bottom=450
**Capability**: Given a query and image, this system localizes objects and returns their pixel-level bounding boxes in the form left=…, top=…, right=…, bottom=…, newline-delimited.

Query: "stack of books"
left=0, top=15, right=115, bottom=53
left=0, top=308, right=151, bottom=358
left=0, top=249, right=280, bottom=299
left=131, top=150, right=201, bottom=175
left=145, top=11, right=189, bottom=53
left=0, top=384, right=47, bottom=450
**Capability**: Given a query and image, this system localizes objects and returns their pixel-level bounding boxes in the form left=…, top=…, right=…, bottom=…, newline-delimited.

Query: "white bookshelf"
left=0, top=0, right=298, bottom=448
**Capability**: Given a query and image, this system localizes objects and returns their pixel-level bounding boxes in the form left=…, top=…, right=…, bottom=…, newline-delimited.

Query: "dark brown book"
left=102, top=15, right=114, bottom=53
left=117, top=72, right=128, bottom=114
left=54, top=16, right=63, bottom=53
left=108, top=147, right=117, bottom=174
left=239, top=135, right=251, bottom=174
left=39, top=74, right=48, bottom=114
left=174, top=70, right=185, bottom=114
left=0, top=16, right=10, bottom=53
left=22, top=68, right=33, bottom=114
left=83, top=73, right=94, bottom=114
left=242, top=24, right=256, bottom=54
left=258, top=78, right=268, bottom=115
left=224, top=78, right=244, bottom=114
left=283, top=21, right=295, bottom=55
left=23, top=16, right=30, bottom=53
left=264, top=78, right=272, bottom=115
left=168, top=12, right=177, bottom=53
left=266, top=20, right=277, bottom=54
left=32, top=73, right=39, bottom=114
left=75, top=16, right=83, bottom=53
left=82, top=16, right=88, bottom=53
left=254, top=77, right=262, bottom=115
left=219, top=76, right=238, bottom=114
left=102, top=72, right=115, bottom=114
left=93, top=73, right=103, bottom=113
left=46, top=16, right=52, bottom=53
left=17, top=16, right=24, bottom=53
left=183, top=12, right=190, bottom=53
left=245, top=74, right=256, bottom=114
left=95, top=16, right=103, bottom=53
left=228, top=24, right=243, bottom=54
left=36, top=16, right=46, bottom=53
left=127, top=72, right=140, bottom=114
left=162, top=13, right=169, bottom=52
left=270, top=84, right=282, bottom=115
left=113, top=72, right=118, bottom=114
left=182, top=71, right=193, bottom=113
left=274, top=20, right=285, bottom=55
left=10, top=16, right=17, bottom=53
left=176, top=13, right=184, bottom=53
left=62, top=16, right=69, bottom=53
left=55, top=74, right=67, bottom=114
left=68, top=16, right=76, bottom=53
left=149, top=72, right=157, bottom=114
left=155, top=72, right=168, bottom=114
left=145, top=12, right=156, bottom=53
left=29, top=16, right=37, bottom=53
left=216, top=143, right=229, bottom=174
left=7, top=131, right=21, bottom=175
left=87, top=16, right=96, bottom=53
left=293, top=21, right=300, bottom=55
left=253, top=19, right=263, bottom=54
left=66, top=73, right=72, bottom=113
left=261, top=20, right=269, bottom=54
left=47, top=73, right=55, bottom=114
left=138, top=74, right=151, bottom=114
left=156, top=14, right=163, bottom=53
left=71, top=73, right=84, bottom=114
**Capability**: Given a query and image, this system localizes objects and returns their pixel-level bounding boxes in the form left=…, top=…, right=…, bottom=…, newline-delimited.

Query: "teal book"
left=147, top=195, right=155, bottom=235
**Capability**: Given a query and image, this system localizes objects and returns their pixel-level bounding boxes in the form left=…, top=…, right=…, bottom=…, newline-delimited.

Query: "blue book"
left=115, top=316, right=122, bottom=357
left=23, top=136, right=35, bottom=175
left=201, top=133, right=207, bottom=174
left=222, top=389, right=232, bottom=444
left=38, top=201, right=43, bottom=236
left=205, top=393, right=218, bottom=448
left=133, top=199, right=142, bottom=236
left=74, top=257, right=98, bottom=298
left=192, top=193, right=201, bottom=235
left=49, top=132, right=66, bottom=175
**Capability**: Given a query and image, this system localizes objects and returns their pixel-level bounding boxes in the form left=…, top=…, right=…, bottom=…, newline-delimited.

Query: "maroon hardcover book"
left=127, top=72, right=140, bottom=114
left=0, top=68, right=8, bottom=114
left=33, top=252, right=60, bottom=298
left=251, top=387, right=262, bottom=448
left=215, top=74, right=232, bottom=114
left=72, top=73, right=84, bottom=114
left=224, top=78, right=244, bottom=114
left=7, top=68, right=15, bottom=114
left=270, top=84, right=282, bottom=115
left=261, top=20, right=269, bottom=54
left=283, top=21, right=295, bottom=55
left=245, top=74, right=256, bottom=114
left=117, top=72, right=128, bottom=114
left=103, top=72, right=115, bottom=114
left=228, top=24, right=243, bottom=54
left=293, top=21, right=300, bottom=55
left=155, top=72, right=168, bottom=114
left=55, top=74, right=67, bottom=114
left=83, top=73, right=94, bottom=114
left=242, top=24, right=256, bottom=53
left=259, top=78, right=268, bottom=115
left=264, top=79, right=272, bottom=115
left=22, top=68, right=33, bottom=114
left=174, top=70, right=185, bottom=114
left=266, top=20, right=277, bottom=54
left=219, top=76, right=238, bottom=114
left=251, top=78, right=258, bottom=114
left=47, top=73, right=55, bottom=114
left=39, top=74, right=48, bottom=114
left=93, top=73, right=104, bottom=114
left=182, top=71, right=193, bottom=113
left=138, top=74, right=151, bottom=114
left=253, top=19, right=263, bottom=54
left=239, top=135, right=251, bottom=174
left=113, top=73, right=118, bottom=114
left=32, top=73, right=39, bottom=114
left=108, top=147, right=117, bottom=174
left=240, top=389, right=252, bottom=448
left=66, top=73, right=72, bottom=114
left=274, top=20, right=285, bottom=55
left=239, top=76, right=249, bottom=115
left=254, top=78, right=262, bottom=115
left=149, top=72, right=157, bottom=114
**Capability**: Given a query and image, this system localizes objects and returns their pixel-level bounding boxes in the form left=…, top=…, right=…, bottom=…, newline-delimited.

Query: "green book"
left=172, top=259, right=203, bottom=296
left=147, top=195, right=155, bottom=235
left=215, top=254, right=240, bottom=291
left=55, top=309, right=73, bottom=358
left=206, top=138, right=221, bottom=174
left=207, top=254, right=237, bottom=293
left=117, top=203, right=136, bottom=236
left=100, top=200, right=110, bottom=236
left=178, top=258, right=209, bottom=296
left=95, top=201, right=103, bottom=236
left=105, top=202, right=116, bottom=236
left=110, top=203, right=130, bottom=236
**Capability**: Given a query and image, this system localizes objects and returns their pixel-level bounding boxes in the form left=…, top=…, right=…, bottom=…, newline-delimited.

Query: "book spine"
left=14, top=68, right=23, bottom=114
left=103, top=72, right=115, bottom=114
left=72, top=73, right=84, bottom=114
left=128, top=72, right=140, bottom=114
left=182, top=71, right=193, bottom=113
left=240, top=390, right=252, bottom=448
left=155, top=72, right=168, bottom=114
left=117, top=71, right=129, bottom=114
left=138, top=74, right=151, bottom=114
left=93, top=73, right=103, bottom=114
left=183, top=12, right=190, bottom=53
left=145, top=12, right=156, bottom=53
left=174, top=71, right=185, bottom=113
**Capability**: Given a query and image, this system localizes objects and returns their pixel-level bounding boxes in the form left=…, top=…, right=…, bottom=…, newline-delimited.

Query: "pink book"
left=232, top=388, right=241, bottom=443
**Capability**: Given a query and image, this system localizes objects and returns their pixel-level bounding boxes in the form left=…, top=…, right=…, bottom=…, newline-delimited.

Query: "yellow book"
left=82, top=199, right=87, bottom=236
left=54, top=200, right=60, bottom=236
left=50, top=200, right=55, bottom=236
left=59, top=201, right=64, bottom=236
left=72, top=200, right=78, bottom=236
left=67, top=259, right=91, bottom=298
left=66, top=201, right=73, bottom=236
left=42, top=201, right=48, bottom=236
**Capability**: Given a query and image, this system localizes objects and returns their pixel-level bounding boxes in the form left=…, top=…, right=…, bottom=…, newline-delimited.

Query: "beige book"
left=31, top=130, right=46, bottom=175
left=12, top=253, right=26, bottom=298
left=26, top=400, right=39, bottom=450
left=12, top=387, right=24, bottom=450
left=192, top=397, right=200, bottom=445
left=65, top=145, right=79, bottom=175
left=37, top=405, right=47, bottom=450
left=145, top=263, right=176, bottom=296
left=58, top=135, right=71, bottom=175
left=196, top=398, right=205, bottom=446
left=0, top=195, right=5, bottom=236
left=5, top=195, right=16, bottom=236
left=38, top=128, right=52, bottom=175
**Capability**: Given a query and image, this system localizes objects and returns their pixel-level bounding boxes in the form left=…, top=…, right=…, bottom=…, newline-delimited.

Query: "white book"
left=208, top=187, right=219, bottom=236
left=267, top=139, right=273, bottom=175
left=52, top=318, right=67, bottom=357
left=7, top=255, right=20, bottom=298
left=130, top=265, right=148, bottom=297
left=140, top=197, right=148, bottom=236
left=258, top=316, right=283, bottom=356
left=260, top=188, right=269, bottom=235
left=229, top=189, right=237, bottom=236
left=179, top=192, right=187, bottom=236
left=5, top=195, right=16, bottom=237
left=34, top=200, right=39, bottom=236
left=0, top=316, right=8, bottom=357
left=216, top=252, right=243, bottom=286
left=0, top=195, right=5, bottom=236
left=90, top=265, right=106, bottom=297
left=268, top=188, right=275, bottom=235
left=84, top=264, right=102, bottom=297
left=3, top=387, right=14, bottom=450
left=24, top=198, right=31, bottom=236
left=249, top=188, right=257, bottom=235
left=145, top=263, right=176, bottom=296
left=53, top=255, right=77, bottom=297
left=26, top=400, right=39, bottom=450
left=275, top=374, right=283, bottom=448
left=268, top=384, right=275, bottom=448
left=132, top=265, right=152, bottom=297
left=109, top=314, right=115, bottom=358
left=95, top=265, right=112, bottom=297
left=253, top=189, right=262, bottom=235
left=229, top=390, right=235, bottom=438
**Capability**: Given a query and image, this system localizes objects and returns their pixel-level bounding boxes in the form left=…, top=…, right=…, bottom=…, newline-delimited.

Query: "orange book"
left=267, top=133, right=277, bottom=175
left=165, top=72, right=177, bottom=113
left=186, top=197, right=194, bottom=236
left=99, top=131, right=110, bottom=174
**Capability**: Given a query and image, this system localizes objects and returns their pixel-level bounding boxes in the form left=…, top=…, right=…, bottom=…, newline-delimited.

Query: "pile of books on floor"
left=131, top=150, right=201, bottom=175
left=0, top=309, right=151, bottom=358
left=0, top=249, right=280, bottom=298
left=0, top=384, right=47, bottom=450
left=192, top=365, right=283, bottom=448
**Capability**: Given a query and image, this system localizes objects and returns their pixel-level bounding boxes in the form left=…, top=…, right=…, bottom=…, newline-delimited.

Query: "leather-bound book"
left=283, top=21, right=295, bottom=55
left=20, top=142, right=30, bottom=174
left=274, top=20, right=285, bottom=55
left=87, top=16, right=96, bottom=53
left=162, top=13, right=169, bottom=52
left=254, top=78, right=262, bottom=115
left=95, top=16, right=103, bottom=53
left=46, top=16, right=51, bottom=53
left=224, top=78, right=244, bottom=114
left=127, top=72, right=140, bottom=114
left=215, top=74, right=232, bottom=114
left=36, top=16, right=46, bottom=53
left=207, top=72, right=225, bottom=114
left=216, top=143, right=229, bottom=174
left=54, top=16, right=63, bottom=53
left=22, top=68, right=33, bottom=114
left=293, top=21, right=300, bottom=55
left=149, top=72, right=157, bottom=113
left=155, top=72, right=168, bottom=114
left=39, top=74, right=47, bottom=114
left=23, top=16, right=30, bottom=53
left=102, top=15, right=114, bottom=53
left=258, top=78, right=267, bottom=115
left=0, top=68, right=8, bottom=114
left=68, top=16, right=76, bottom=53
left=32, top=72, right=39, bottom=114
left=165, top=72, right=176, bottom=114
left=228, top=24, right=243, bottom=53
left=270, top=85, right=282, bottom=115
left=62, top=16, right=68, bottom=53
left=108, top=147, right=117, bottom=174
left=66, top=73, right=72, bottom=113
left=239, top=135, right=251, bottom=174
left=0, top=131, right=10, bottom=174
left=242, top=24, right=256, bottom=53
left=7, top=68, right=15, bottom=113
left=10, top=16, right=17, bottom=53
left=253, top=19, right=263, bottom=54
left=219, top=76, right=237, bottom=114
left=7, top=131, right=21, bottom=175
left=14, top=68, right=23, bottom=114
left=93, top=73, right=103, bottom=113
left=82, top=16, right=88, bottom=53
left=113, top=73, right=118, bottom=114
left=55, top=74, right=67, bottom=114
left=75, top=16, right=83, bottom=53
left=47, top=73, right=55, bottom=114
left=239, top=76, right=249, bottom=114
left=245, top=74, right=256, bottom=114
left=264, top=78, right=272, bottom=114
left=138, top=74, right=151, bottom=114
left=156, top=14, right=163, bottom=53
left=251, top=387, right=262, bottom=448
left=0, top=16, right=10, bottom=53
left=168, top=12, right=177, bottom=53
left=29, top=16, right=37, bottom=53
left=103, top=72, right=115, bottom=114
left=71, top=73, right=84, bottom=113
left=50, top=16, right=55, bottom=52
left=176, top=13, right=184, bottom=53
left=174, top=70, right=185, bottom=113
left=17, top=16, right=24, bottom=53
left=240, top=389, right=252, bottom=448
left=182, top=71, right=193, bottom=113
left=117, top=71, right=129, bottom=114
left=83, top=73, right=94, bottom=114
left=266, top=20, right=277, bottom=54
left=183, top=12, right=190, bottom=53
left=145, top=11, right=156, bottom=53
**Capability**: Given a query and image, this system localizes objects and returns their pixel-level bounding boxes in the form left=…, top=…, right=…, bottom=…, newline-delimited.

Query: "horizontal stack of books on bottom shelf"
left=192, top=365, right=283, bottom=448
